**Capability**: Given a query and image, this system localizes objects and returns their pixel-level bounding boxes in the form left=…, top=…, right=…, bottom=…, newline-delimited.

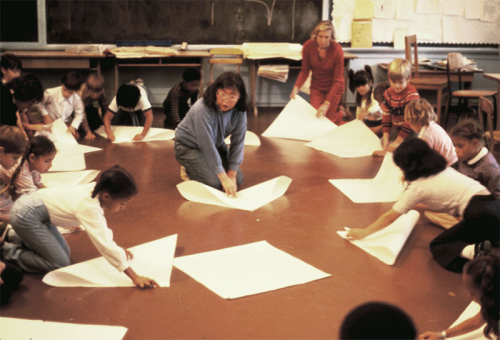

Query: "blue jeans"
left=2, top=192, right=70, bottom=273
left=175, top=140, right=244, bottom=190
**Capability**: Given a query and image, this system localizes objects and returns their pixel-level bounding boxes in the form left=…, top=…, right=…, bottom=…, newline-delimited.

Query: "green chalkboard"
left=46, top=0, right=323, bottom=44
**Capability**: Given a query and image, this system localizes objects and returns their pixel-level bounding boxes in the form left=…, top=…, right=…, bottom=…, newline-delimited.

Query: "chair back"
left=480, top=96, right=496, bottom=145
left=405, top=35, right=419, bottom=77
left=209, top=48, right=243, bottom=82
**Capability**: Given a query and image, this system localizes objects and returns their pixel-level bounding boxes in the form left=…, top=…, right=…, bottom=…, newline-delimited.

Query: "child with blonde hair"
left=405, top=98, right=457, bottom=166
left=373, top=58, right=420, bottom=156
left=78, top=73, right=107, bottom=140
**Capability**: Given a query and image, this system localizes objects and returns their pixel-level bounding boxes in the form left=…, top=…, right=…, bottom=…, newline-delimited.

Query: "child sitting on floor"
left=348, top=65, right=382, bottom=135
left=163, top=67, right=200, bottom=129
left=373, top=59, right=420, bottom=156
left=404, top=98, right=457, bottom=166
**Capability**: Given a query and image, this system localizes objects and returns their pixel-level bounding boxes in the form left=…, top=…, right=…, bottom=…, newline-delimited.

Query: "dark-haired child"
left=0, top=135, right=56, bottom=200
left=347, top=139, right=499, bottom=273
left=78, top=74, right=107, bottom=140
left=419, top=254, right=499, bottom=340
left=348, top=65, right=382, bottom=134
left=450, top=119, right=500, bottom=199
left=163, top=67, right=200, bottom=129
left=1, top=53, right=22, bottom=85
left=340, top=301, right=417, bottom=339
left=1, top=165, right=159, bottom=288
left=37, top=71, right=85, bottom=139
left=103, top=83, right=153, bottom=141
left=175, top=71, right=247, bottom=197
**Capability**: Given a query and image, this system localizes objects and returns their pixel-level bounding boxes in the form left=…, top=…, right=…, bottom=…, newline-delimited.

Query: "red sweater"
left=380, top=84, right=419, bottom=139
left=294, top=39, right=345, bottom=112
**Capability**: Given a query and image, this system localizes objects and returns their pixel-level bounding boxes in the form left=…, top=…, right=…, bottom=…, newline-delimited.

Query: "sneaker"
left=180, top=166, right=190, bottom=181
left=474, top=240, right=492, bottom=259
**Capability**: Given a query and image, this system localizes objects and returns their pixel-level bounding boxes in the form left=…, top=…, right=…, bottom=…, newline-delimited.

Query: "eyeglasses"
left=217, top=91, right=239, bottom=102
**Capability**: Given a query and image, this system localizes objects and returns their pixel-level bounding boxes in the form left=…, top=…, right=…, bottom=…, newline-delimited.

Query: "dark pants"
left=85, top=105, right=103, bottom=131
left=430, top=195, right=500, bottom=272
left=111, top=109, right=144, bottom=127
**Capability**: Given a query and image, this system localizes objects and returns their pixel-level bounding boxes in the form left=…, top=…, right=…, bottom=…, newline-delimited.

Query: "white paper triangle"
left=41, top=170, right=100, bottom=187
left=224, top=131, right=261, bottom=146
left=447, top=302, right=488, bottom=339
left=94, top=126, right=175, bottom=143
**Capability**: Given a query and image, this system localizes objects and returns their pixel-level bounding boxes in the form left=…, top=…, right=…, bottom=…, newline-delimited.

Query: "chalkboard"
left=0, top=0, right=38, bottom=42
left=46, top=0, right=323, bottom=45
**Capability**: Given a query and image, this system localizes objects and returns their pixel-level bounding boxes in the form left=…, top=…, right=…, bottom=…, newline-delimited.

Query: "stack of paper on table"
left=42, top=234, right=177, bottom=287
left=329, top=153, right=406, bottom=203
left=261, top=97, right=337, bottom=141
left=224, top=131, right=261, bottom=146
left=258, top=64, right=289, bottom=82
left=109, top=46, right=178, bottom=58
left=306, top=120, right=383, bottom=158
left=241, top=43, right=302, bottom=60
left=176, top=176, right=292, bottom=211
left=447, top=302, right=487, bottom=339
left=337, top=210, right=420, bottom=265
left=94, top=126, right=175, bottom=143
left=0, top=317, right=128, bottom=340
left=173, top=240, right=331, bottom=299
left=41, top=170, right=100, bottom=187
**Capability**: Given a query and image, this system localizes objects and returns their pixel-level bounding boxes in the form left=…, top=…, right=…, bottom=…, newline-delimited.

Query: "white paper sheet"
left=173, top=240, right=331, bottom=299
left=396, top=0, right=416, bottom=20
left=443, top=0, right=465, bottom=15
left=261, top=97, right=337, bottom=141
left=305, top=120, right=383, bottom=158
left=0, top=317, right=128, bottom=340
left=49, top=153, right=86, bottom=172
left=329, top=153, right=406, bottom=203
left=176, top=176, right=292, bottom=211
left=337, top=210, right=420, bottom=265
left=94, top=126, right=175, bottom=143
left=42, top=234, right=177, bottom=287
left=373, top=0, right=396, bottom=19
left=416, top=0, right=441, bottom=13
left=447, top=302, right=487, bottom=340
left=224, top=131, right=261, bottom=146
left=465, top=0, right=483, bottom=19
left=41, top=170, right=100, bottom=187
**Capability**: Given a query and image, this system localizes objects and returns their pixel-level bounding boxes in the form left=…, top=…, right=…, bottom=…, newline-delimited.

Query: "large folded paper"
left=329, top=153, right=406, bottom=203
left=261, top=96, right=337, bottom=141
left=337, top=210, right=420, bottom=265
left=176, top=176, right=292, bottom=211
left=0, top=317, right=128, bottom=340
left=42, top=234, right=177, bottom=287
left=49, top=153, right=86, bottom=172
left=41, top=170, right=100, bottom=187
left=447, top=302, right=487, bottom=340
left=173, top=240, right=331, bottom=299
left=306, top=120, right=383, bottom=158
left=224, top=131, right=261, bottom=146
left=94, top=126, right=175, bottom=143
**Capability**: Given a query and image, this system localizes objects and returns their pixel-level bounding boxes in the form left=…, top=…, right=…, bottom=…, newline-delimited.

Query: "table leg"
left=496, top=83, right=500, bottom=130
left=436, top=86, right=443, bottom=125
left=199, top=60, right=204, bottom=97
left=114, top=62, right=119, bottom=95
left=250, top=61, right=258, bottom=117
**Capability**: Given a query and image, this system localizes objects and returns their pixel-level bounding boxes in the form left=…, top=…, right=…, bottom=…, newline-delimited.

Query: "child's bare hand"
left=418, top=332, right=441, bottom=340
left=133, top=276, right=159, bottom=289
left=125, top=249, right=134, bottom=260
left=346, top=228, right=369, bottom=240
left=85, top=132, right=96, bottom=141
left=107, top=132, right=116, bottom=142
left=387, top=142, right=400, bottom=152
left=132, top=133, right=145, bottom=141
left=372, top=150, right=386, bottom=157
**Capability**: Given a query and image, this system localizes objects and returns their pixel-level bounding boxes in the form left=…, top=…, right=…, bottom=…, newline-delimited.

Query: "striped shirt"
left=380, top=84, right=419, bottom=139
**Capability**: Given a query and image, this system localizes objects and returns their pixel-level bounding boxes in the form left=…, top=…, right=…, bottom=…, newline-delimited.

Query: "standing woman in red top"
left=290, top=20, right=345, bottom=125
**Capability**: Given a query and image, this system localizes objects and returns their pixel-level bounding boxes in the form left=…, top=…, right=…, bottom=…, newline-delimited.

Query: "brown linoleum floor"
left=1, top=107, right=474, bottom=339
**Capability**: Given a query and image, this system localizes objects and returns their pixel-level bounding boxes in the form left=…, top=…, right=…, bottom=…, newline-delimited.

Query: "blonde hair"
left=388, top=58, right=412, bottom=82
left=404, top=99, right=436, bottom=126
left=310, top=20, right=335, bottom=41
left=0, top=126, right=27, bottom=154
left=86, top=73, right=104, bottom=92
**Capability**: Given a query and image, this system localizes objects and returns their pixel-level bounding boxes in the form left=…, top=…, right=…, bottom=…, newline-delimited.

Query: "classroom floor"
left=2, top=108, right=474, bottom=339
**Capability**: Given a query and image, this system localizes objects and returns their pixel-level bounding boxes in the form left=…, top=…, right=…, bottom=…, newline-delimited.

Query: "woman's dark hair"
left=8, top=73, right=43, bottom=103
left=348, top=65, right=374, bottom=108
left=116, top=84, right=141, bottom=109
left=203, top=72, right=249, bottom=112
left=61, top=71, right=83, bottom=91
left=393, top=138, right=447, bottom=182
left=1, top=53, right=22, bottom=74
left=9, top=135, right=56, bottom=199
left=450, top=119, right=489, bottom=149
left=91, top=165, right=138, bottom=199
left=339, top=301, right=417, bottom=339
left=464, top=254, right=499, bottom=339
left=182, top=67, right=201, bottom=82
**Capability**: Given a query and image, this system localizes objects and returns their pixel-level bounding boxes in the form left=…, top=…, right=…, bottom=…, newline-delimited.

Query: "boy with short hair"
left=38, top=71, right=85, bottom=139
left=103, top=83, right=153, bottom=141
left=373, top=58, right=420, bottom=156
left=162, top=67, right=200, bottom=129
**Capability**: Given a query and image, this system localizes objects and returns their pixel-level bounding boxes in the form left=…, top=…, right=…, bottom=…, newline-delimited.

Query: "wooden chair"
left=443, top=52, right=498, bottom=129
left=405, top=35, right=419, bottom=77
left=209, top=48, right=243, bottom=82
left=481, top=97, right=500, bottom=153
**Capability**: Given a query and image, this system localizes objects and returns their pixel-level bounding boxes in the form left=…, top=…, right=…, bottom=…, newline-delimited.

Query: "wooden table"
left=248, top=51, right=358, bottom=116
left=7, top=50, right=106, bottom=74
left=112, top=50, right=210, bottom=95
left=483, top=73, right=500, bottom=129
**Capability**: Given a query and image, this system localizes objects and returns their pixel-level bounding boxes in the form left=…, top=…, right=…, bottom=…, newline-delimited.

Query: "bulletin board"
left=332, top=0, right=500, bottom=45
